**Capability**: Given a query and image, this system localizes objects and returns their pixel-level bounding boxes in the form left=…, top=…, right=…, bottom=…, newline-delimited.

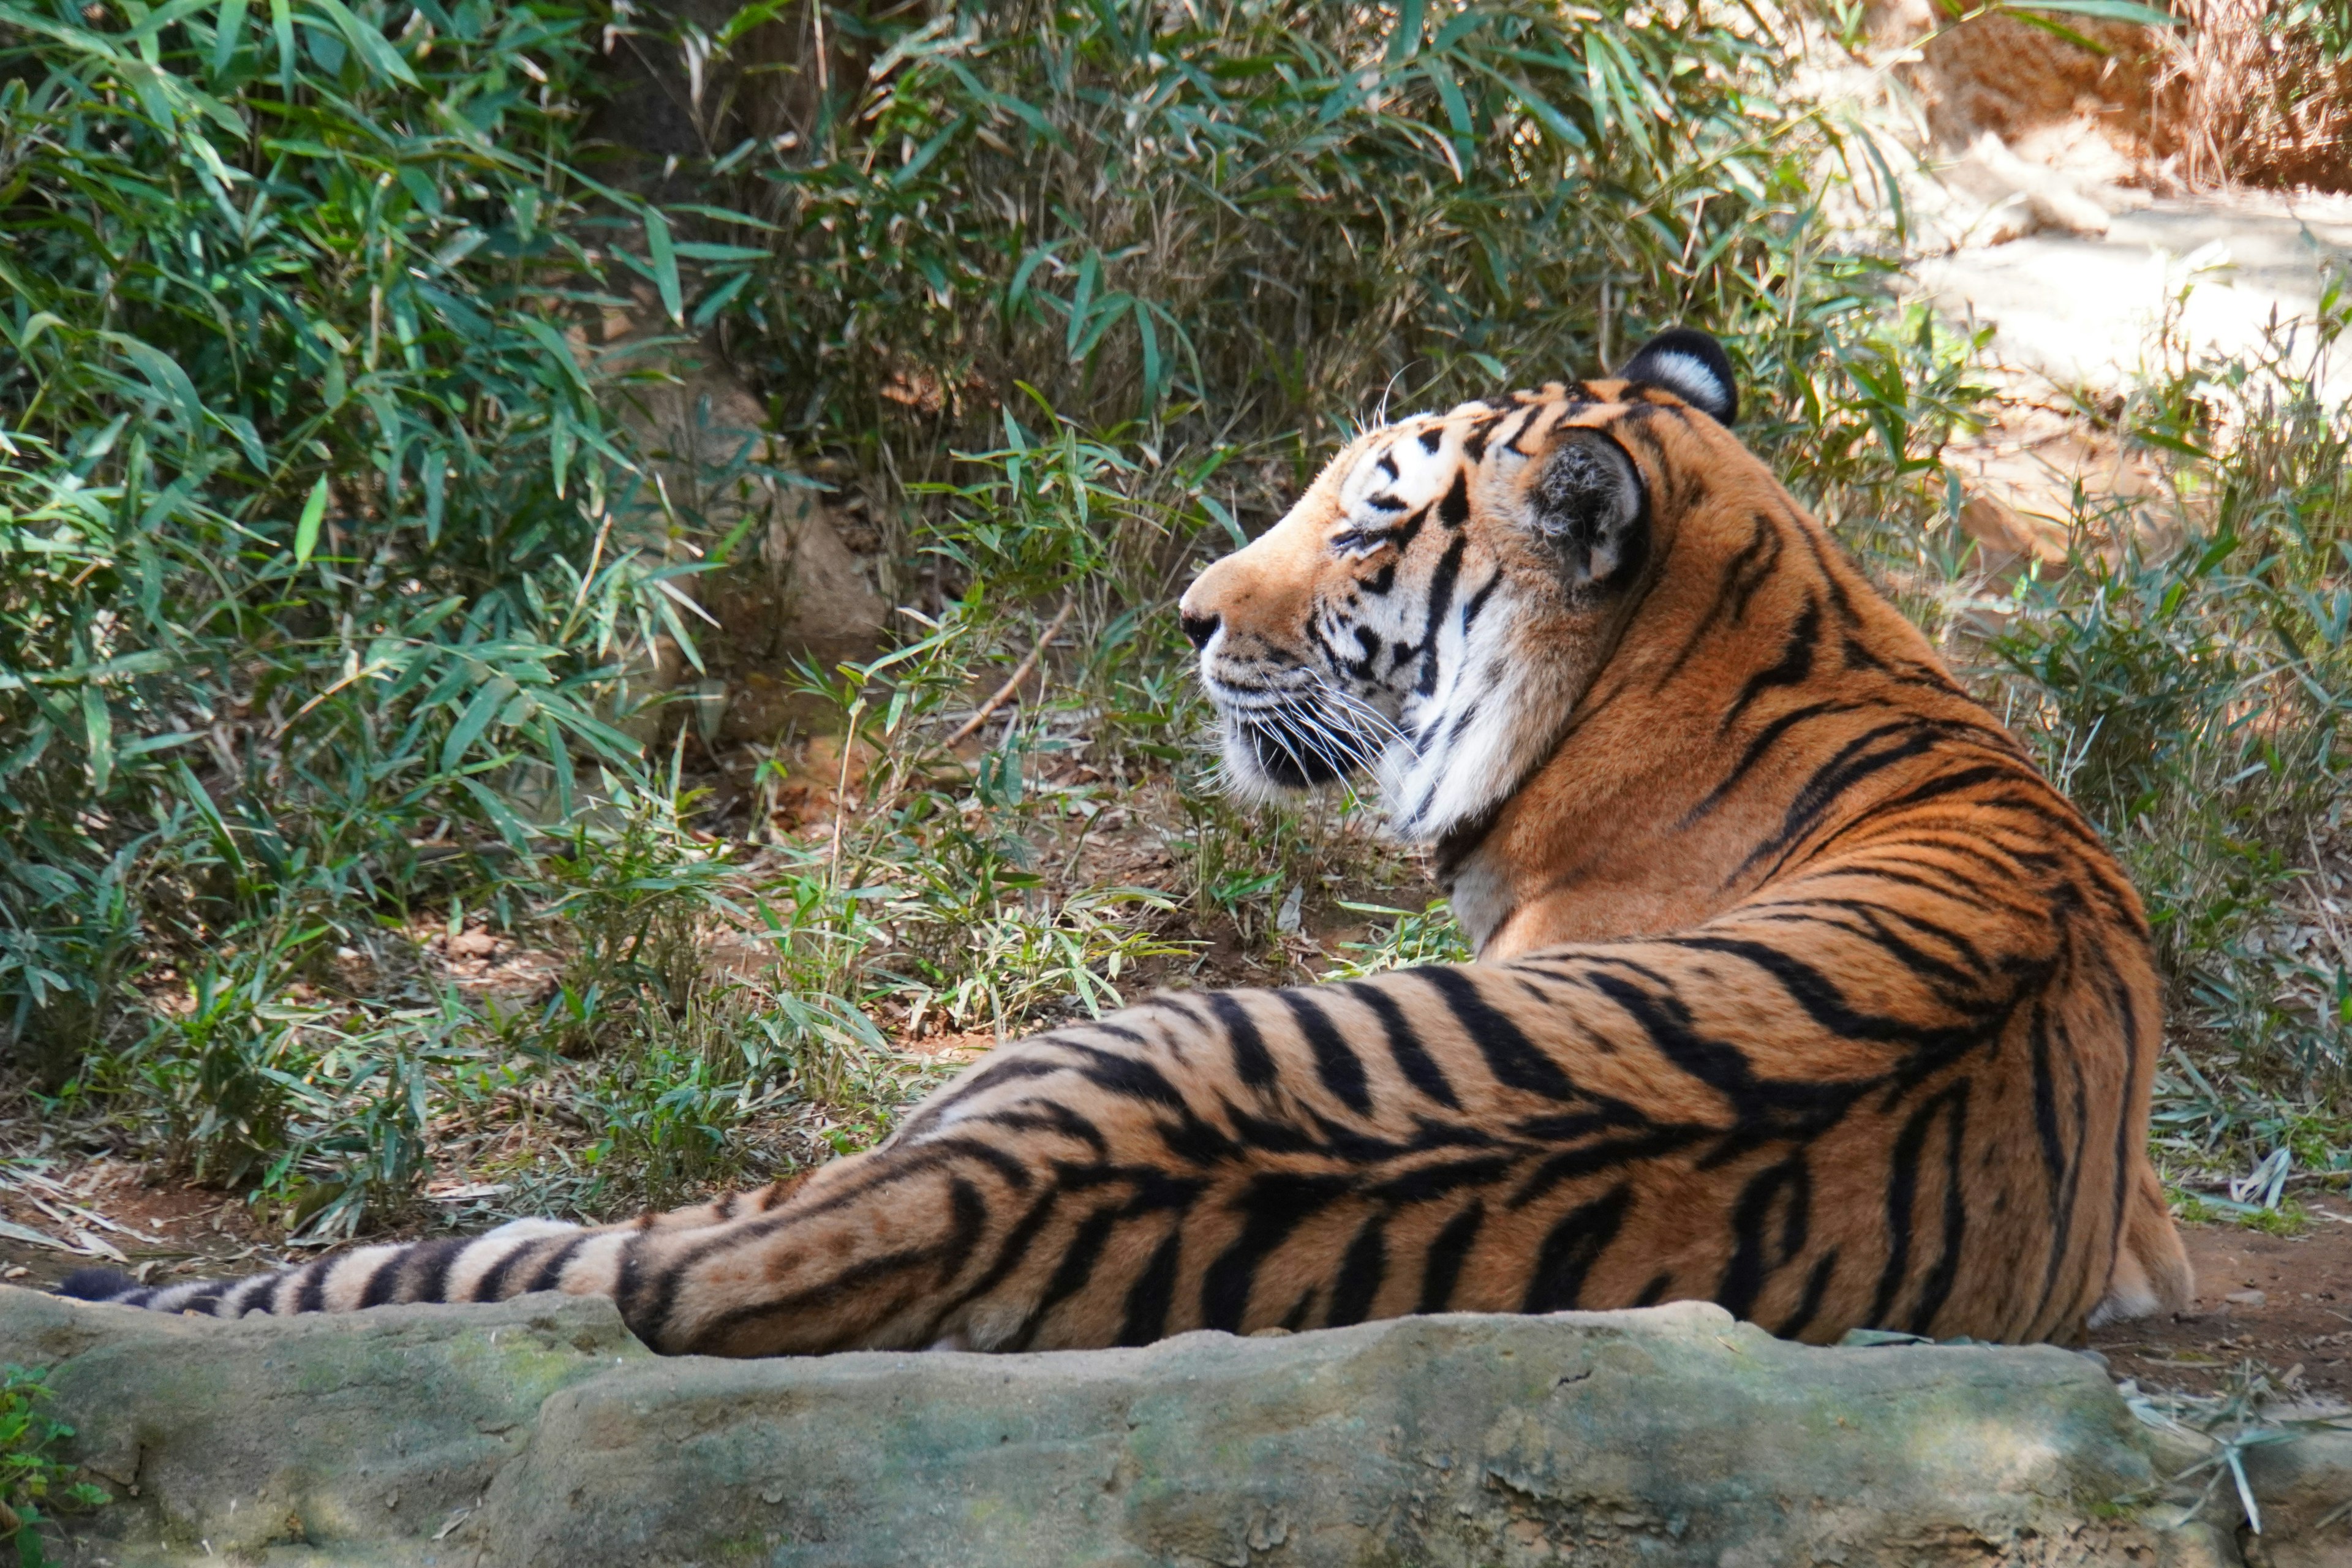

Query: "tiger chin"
left=57, top=328, right=2191, bottom=1354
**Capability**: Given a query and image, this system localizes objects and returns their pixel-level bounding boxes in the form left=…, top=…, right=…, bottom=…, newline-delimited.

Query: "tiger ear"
left=1616, top=327, right=1738, bottom=425
left=1527, top=429, right=1647, bottom=589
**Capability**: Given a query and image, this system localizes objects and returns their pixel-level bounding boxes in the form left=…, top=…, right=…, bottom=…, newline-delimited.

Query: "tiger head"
left=1180, top=327, right=1741, bottom=856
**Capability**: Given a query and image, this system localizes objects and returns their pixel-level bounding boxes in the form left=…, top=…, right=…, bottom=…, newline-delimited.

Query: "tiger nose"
left=1181, top=611, right=1220, bottom=650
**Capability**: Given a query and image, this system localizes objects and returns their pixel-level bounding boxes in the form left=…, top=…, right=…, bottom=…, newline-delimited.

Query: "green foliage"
left=2277, top=0, right=2352, bottom=64
left=1324, top=900, right=1477, bottom=979
left=1985, top=286, right=2352, bottom=1182
left=0, top=1366, right=107, bottom=1568
left=0, top=0, right=741, bottom=1044
left=731, top=0, right=1842, bottom=454
left=537, top=767, right=742, bottom=1055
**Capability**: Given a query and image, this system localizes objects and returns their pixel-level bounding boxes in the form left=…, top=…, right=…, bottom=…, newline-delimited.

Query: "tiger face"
left=1180, top=330, right=1739, bottom=846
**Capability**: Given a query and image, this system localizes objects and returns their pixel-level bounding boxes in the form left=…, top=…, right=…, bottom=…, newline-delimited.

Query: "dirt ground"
left=2092, top=1200, right=2352, bottom=1406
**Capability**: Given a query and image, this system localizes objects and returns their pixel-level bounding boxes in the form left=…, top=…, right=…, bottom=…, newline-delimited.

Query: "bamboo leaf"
left=212, top=0, right=250, bottom=77
left=80, top=682, right=113, bottom=794
left=303, top=0, right=421, bottom=86
left=269, top=0, right=294, bottom=92
left=644, top=208, right=684, bottom=326
left=293, top=474, right=329, bottom=564
left=1998, top=0, right=2180, bottom=23
left=440, top=677, right=516, bottom=771
left=460, top=777, right=538, bottom=861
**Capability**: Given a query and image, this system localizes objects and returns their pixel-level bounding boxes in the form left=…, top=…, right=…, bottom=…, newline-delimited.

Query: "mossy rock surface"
left=0, top=1286, right=2267, bottom=1566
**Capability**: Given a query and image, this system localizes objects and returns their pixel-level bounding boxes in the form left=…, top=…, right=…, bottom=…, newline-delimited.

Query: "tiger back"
left=59, top=328, right=2193, bottom=1354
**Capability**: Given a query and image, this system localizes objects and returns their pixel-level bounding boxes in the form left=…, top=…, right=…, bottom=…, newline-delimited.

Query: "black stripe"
left=357, top=1248, right=409, bottom=1308
left=1776, top=1248, right=1839, bottom=1340
left=1828, top=858, right=2005, bottom=913
left=293, top=1260, right=332, bottom=1314
left=935, top=1177, right=991, bottom=1286
left=1868, top=1080, right=1964, bottom=1328
left=1724, top=513, right=1784, bottom=622
left=1523, top=1185, right=1632, bottom=1313
left=1772, top=755, right=2049, bottom=884
left=684, top=1239, right=951, bottom=1351
left=2031, top=1004, right=2093, bottom=1337
left=917, top=1185, right=1077, bottom=1354
left=405, top=1237, right=468, bottom=1303
left=1655, top=511, right=1783, bottom=692
left=1907, top=1082, right=1971, bottom=1335
left=1417, top=1200, right=1485, bottom=1313
left=1634, top=1271, right=1674, bottom=1306
left=522, top=1234, right=588, bottom=1295
left=1412, top=535, right=1469, bottom=698
left=1118, top=1227, right=1184, bottom=1346
left=1277, top=990, right=1373, bottom=1115
left=1199, top=1172, right=1350, bottom=1332
left=1510, top=1126, right=1707, bottom=1210
left=1411, top=966, right=1575, bottom=1100
left=1003, top=1200, right=1111, bottom=1351
left=2027, top=1000, right=2073, bottom=1315
left=1728, top=723, right=1956, bottom=884
left=1793, top=519, right=1863, bottom=625
left=1719, top=598, right=1820, bottom=733
left=1366, top=1153, right=1515, bottom=1205
left=2104, top=972, right=2144, bottom=1311
left=1207, top=992, right=1279, bottom=1092
left=1714, top=1156, right=1810, bottom=1321
left=223, top=1273, right=279, bottom=1317
left=181, top=1280, right=232, bottom=1314
left=614, top=1231, right=649, bottom=1330
left=1341, top=982, right=1460, bottom=1110
left=1498, top=405, right=1542, bottom=456
left=1679, top=699, right=1867, bottom=829
left=1663, top=937, right=2002, bottom=1060
left=1458, top=571, right=1502, bottom=631
left=1436, top=470, right=1470, bottom=527
left=895, top=1055, right=1071, bottom=1140
left=1575, top=965, right=1768, bottom=1103
left=472, top=1235, right=539, bottom=1301
left=470, top=1241, right=538, bottom=1297
left=1327, top=1213, right=1388, bottom=1327
left=966, top=1102, right=1110, bottom=1158
left=1053, top=1042, right=1194, bottom=1117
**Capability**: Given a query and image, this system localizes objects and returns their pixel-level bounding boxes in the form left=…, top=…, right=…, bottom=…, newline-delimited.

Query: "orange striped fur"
left=62, top=330, right=2192, bottom=1354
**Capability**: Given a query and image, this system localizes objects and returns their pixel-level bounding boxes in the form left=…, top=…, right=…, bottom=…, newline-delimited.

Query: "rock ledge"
left=0, top=1286, right=2258, bottom=1566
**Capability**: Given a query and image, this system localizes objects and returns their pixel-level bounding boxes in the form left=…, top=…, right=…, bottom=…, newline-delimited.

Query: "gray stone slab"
left=0, top=1286, right=2270, bottom=1566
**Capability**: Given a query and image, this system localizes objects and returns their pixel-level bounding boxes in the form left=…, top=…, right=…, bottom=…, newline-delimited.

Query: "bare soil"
left=2093, top=1203, right=2352, bottom=1405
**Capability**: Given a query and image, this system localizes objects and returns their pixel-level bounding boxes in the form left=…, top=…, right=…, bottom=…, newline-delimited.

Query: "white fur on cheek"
left=1375, top=586, right=1560, bottom=843
left=1198, top=415, right=1567, bottom=849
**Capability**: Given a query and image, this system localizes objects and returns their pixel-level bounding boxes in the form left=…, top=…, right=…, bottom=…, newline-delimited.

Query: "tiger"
left=55, top=327, right=2193, bottom=1355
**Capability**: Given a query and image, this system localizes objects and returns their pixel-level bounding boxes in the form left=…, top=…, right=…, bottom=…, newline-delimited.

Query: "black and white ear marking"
left=1529, top=429, right=1647, bottom=587
left=1617, top=327, right=1737, bottom=426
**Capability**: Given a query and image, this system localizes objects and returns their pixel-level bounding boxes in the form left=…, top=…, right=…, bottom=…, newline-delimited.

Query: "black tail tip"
left=56, top=1267, right=137, bottom=1302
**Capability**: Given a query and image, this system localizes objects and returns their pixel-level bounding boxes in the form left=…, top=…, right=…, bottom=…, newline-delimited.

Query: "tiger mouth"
left=1215, top=696, right=1386, bottom=791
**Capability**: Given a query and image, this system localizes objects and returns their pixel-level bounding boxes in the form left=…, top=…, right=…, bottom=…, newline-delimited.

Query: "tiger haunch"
left=59, top=328, right=2192, bottom=1353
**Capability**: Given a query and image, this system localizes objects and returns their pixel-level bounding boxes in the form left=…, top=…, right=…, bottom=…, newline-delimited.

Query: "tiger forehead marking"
left=63, top=329, right=2190, bottom=1366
